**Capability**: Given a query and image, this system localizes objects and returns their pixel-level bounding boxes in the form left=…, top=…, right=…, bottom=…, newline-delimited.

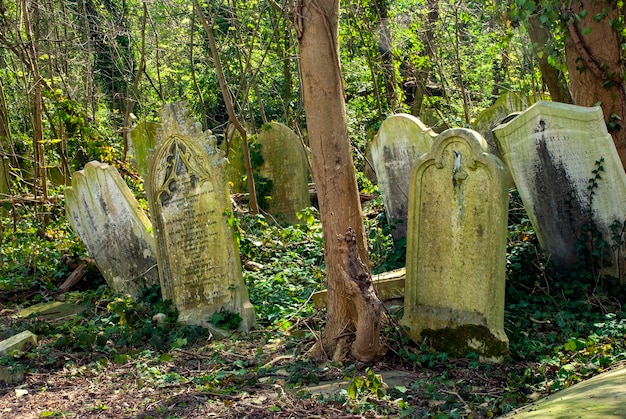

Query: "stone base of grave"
left=177, top=300, right=256, bottom=337
left=311, top=268, right=405, bottom=309
left=401, top=305, right=509, bottom=363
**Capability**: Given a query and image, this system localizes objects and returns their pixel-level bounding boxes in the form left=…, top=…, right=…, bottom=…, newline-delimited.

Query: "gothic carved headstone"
left=146, top=103, right=255, bottom=332
left=256, top=122, right=310, bottom=224
left=65, top=161, right=159, bottom=298
left=400, top=129, right=509, bottom=362
left=370, top=114, right=436, bottom=241
left=493, top=101, right=626, bottom=281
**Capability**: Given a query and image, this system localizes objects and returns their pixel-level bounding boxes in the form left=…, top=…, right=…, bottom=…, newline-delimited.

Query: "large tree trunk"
left=296, top=0, right=383, bottom=363
left=526, top=13, right=573, bottom=104
left=564, top=1, right=626, bottom=166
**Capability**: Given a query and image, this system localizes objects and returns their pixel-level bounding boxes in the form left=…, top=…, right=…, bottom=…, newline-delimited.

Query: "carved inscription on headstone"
left=493, top=101, right=626, bottom=280
left=65, top=161, right=159, bottom=299
left=370, top=114, right=436, bottom=241
left=147, top=103, right=255, bottom=331
left=400, top=129, right=509, bottom=362
left=256, top=122, right=310, bottom=224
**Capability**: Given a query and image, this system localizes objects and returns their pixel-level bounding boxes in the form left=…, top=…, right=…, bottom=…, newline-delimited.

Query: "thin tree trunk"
left=296, top=0, right=383, bottom=363
left=526, top=13, right=572, bottom=104
left=194, top=0, right=259, bottom=214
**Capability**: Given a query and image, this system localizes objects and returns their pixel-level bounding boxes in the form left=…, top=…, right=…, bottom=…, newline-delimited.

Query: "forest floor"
left=0, top=310, right=532, bottom=419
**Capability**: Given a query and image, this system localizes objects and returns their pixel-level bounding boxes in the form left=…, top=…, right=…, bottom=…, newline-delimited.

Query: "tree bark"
left=194, top=0, right=259, bottom=214
left=526, top=13, right=573, bottom=104
left=564, top=1, right=626, bottom=166
left=296, top=0, right=383, bottom=363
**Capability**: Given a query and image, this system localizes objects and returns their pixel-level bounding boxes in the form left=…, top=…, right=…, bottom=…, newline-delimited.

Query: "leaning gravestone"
left=493, top=101, right=626, bottom=280
left=146, top=103, right=255, bottom=332
left=370, top=114, right=436, bottom=241
left=256, top=122, right=310, bottom=224
left=473, top=91, right=530, bottom=156
left=129, top=120, right=161, bottom=178
left=400, top=128, right=509, bottom=362
left=65, top=161, right=159, bottom=299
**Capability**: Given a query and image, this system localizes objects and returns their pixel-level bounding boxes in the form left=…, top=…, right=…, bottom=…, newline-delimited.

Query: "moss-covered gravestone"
left=400, top=129, right=509, bottom=362
left=472, top=91, right=531, bottom=156
left=129, top=120, right=160, bottom=178
left=256, top=122, right=310, bottom=224
left=146, top=103, right=255, bottom=332
left=65, top=161, right=159, bottom=299
left=493, top=101, right=626, bottom=281
left=370, top=114, right=436, bottom=242
left=220, top=127, right=248, bottom=193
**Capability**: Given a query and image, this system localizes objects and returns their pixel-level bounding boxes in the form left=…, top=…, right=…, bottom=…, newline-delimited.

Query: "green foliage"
left=210, top=308, right=242, bottom=330
left=238, top=210, right=324, bottom=328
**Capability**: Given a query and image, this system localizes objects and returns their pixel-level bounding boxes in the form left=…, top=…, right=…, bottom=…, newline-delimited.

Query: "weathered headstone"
left=370, top=114, right=436, bottom=241
left=256, top=122, right=310, bottom=224
left=146, top=103, right=255, bottom=332
left=493, top=101, right=626, bottom=280
left=473, top=91, right=530, bottom=155
left=400, top=128, right=509, bottom=362
left=65, top=161, right=159, bottom=299
left=129, top=120, right=160, bottom=178
left=220, top=127, right=248, bottom=193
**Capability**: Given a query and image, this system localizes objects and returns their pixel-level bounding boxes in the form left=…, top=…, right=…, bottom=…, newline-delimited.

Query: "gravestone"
left=65, top=161, right=159, bottom=299
left=370, top=114, right=437, bottom=241
left=493, top=101, right=626, bottom=280
left=473, top=92, right=530, bottom=156
left=220, top=127, right=248, bottom=193
left=256, top=122, right=310, bottom=224
left=400, top=128, right=509, bottom=362
left=129, top=120, right=160, bottom=178
left=146, top=103, right=255, bottom=332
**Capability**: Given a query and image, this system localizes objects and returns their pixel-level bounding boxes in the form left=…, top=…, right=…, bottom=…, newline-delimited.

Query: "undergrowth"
left=1, top=180, right=626, bottom=417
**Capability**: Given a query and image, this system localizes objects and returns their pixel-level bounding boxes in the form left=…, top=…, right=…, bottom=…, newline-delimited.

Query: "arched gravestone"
left=472, top=91, right=531, bottom=156
left=401, top=129, right=509, bottom=362
left=370, top=114, right=436, bottom=242
left=256, top=122, right=310, bottom=224
left=146, top=103, right=255, bottom=332
left=129, top=120, right=160, bottom=178
left=493, top=101, right=626, bottom=282
left=65, top=161, right=159, bottom=299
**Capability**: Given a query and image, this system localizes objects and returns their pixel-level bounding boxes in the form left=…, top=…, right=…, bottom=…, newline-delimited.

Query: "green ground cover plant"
left=0, top=178, right=625, bottom=418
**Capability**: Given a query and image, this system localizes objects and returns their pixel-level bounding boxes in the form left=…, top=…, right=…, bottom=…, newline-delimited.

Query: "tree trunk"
left=296, top=0, right=383, bottom=363
left=409, top=0, right=438, bottom=117
left=564, top=1, right=626, bottom=166
left=526, top=13, right=572, bottom=104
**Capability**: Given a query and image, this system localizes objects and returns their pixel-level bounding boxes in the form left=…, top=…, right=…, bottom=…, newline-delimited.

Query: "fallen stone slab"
left=501, top=365, right=626, bottom=418
left=18, top=301, right=85, bottom=325
left=0, top=330, right=37, bottom=356
left=311, top=267, right=405, bottom=309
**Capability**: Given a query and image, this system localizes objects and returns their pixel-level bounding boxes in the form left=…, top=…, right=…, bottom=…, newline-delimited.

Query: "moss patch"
left=421, top=324, right=508, bottom=361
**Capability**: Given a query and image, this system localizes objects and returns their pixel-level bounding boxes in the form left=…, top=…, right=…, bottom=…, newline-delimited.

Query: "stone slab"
left=501, top=365, right=626, bottom=418
left=0, top=330, right=37, bottom=356
left=312, top=268, right=406, bottom=309
left=65, top=161, right=159, bottom=299
left=18, top=301, right=85, bottom=325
